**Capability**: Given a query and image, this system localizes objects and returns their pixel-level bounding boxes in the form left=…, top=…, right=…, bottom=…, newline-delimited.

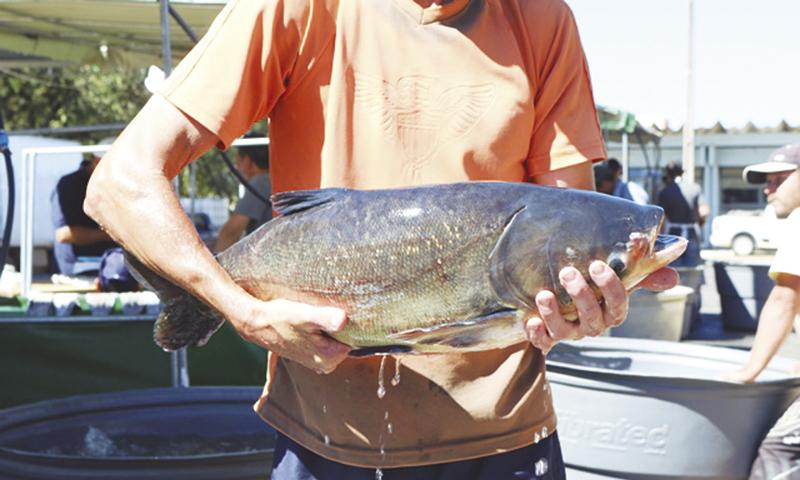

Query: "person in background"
left=723, top=145, right=800, bottom=480
left=50, top=137, right=117, bottom=275
left=606, top=158, right=649, bottom=205
left=594, top=164, right=615, bottom=195
left=656, top=162, right=710, bottom=267
left=213, top=134, right=272, bottom=253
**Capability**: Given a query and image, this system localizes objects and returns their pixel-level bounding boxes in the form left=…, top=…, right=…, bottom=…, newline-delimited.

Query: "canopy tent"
left=0, top=0, right=224, bottom=68
left=598, top=105, right=662, bottom=145
left=597, top=105, right=664, bottom=197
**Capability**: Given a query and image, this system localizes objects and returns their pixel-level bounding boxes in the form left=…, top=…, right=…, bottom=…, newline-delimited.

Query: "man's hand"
left=525, top=262, right=679, bottom=354
left=230, top=297, right=351, bottom=373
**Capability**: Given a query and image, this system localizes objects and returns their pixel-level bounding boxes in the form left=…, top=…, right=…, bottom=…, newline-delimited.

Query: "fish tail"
left=155, top=294, right=224, bottom=351
left=125, top=253, right=224, bottom=351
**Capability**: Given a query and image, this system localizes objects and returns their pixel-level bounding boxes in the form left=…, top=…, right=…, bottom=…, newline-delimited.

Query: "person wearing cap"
left=744, top=144, right=800, bottom=220
left=724, top=144, right=800, bottom=480
left=656, top=161, right=710, bottom=267
left=50, top=137, right=117, bottom=275
left=213, top=135, right=272, bottom=253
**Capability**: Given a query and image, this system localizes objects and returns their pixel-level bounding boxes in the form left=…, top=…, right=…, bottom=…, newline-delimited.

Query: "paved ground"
left=683, top=249, right=800, bottom=361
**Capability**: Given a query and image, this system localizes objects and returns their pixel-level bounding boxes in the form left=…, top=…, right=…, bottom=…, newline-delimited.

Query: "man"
left=214, top=136, right=272, bottom=253
left=84, top=1, right=676, bottom=478
left=594, top=164, right=615, bottom=195
left=607, top=158, right=649, bottom=205
left=723, top=144, right=800, bottom=480
left=50, top=138, right=116, bottom=274
left=744, top=144, right=800, bottom=219
left=657, top=162, right=710, bottom=267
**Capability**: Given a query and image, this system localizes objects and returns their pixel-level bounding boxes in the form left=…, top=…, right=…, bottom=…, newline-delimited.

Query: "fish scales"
left=135, top=182, right=687, bottom=354
left=219, top=184, right=524, bottom=346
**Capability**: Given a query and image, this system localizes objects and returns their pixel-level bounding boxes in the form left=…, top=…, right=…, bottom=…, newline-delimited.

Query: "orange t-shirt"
left=162, top=0, right=606, bottom=468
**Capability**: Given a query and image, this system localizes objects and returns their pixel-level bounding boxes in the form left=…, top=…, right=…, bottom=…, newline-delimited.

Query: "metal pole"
left=20, top=151, right=31, bottom=298
left=621, top=132, right=630, bottom=182
left=682, top=0, right=696, bottom=184
left=160, top=0, right=189, bottom=389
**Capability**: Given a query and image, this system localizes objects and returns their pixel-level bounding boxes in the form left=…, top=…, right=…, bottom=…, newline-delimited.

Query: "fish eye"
left=608, top=256, right=627, bottom=276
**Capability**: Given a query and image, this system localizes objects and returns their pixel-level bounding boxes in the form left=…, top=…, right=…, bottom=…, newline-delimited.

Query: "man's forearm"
left=55, top=225, right=113, bottom=245
left=85, top=95, right=253, bottom=319
left=742, top=283, right=800, bottom=378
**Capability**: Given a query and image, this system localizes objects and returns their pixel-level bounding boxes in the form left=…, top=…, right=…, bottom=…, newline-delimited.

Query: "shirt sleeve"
left=159, top=0, right=314, bottom=157
left=525, top=0, right=606, bottom=177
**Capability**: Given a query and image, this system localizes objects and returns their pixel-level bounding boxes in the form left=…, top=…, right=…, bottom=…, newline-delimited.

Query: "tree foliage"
left=0, top=66, right=263, bottom=203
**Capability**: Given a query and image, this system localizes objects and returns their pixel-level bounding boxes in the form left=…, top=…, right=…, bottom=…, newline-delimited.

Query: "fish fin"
left=388, top=309, right=525, bottom=350
left=348, top=345, right=414, bottom=357
left=272, top=188, right=348, bottom=217
left=125, top=253, right=224, bottom=351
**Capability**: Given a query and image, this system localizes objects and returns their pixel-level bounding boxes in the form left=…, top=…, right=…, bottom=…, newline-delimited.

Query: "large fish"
left=132, top=182, right=686, bottom=356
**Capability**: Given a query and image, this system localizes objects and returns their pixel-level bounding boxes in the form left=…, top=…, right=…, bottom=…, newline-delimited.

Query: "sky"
left=566, top=0, right=800, bottom=130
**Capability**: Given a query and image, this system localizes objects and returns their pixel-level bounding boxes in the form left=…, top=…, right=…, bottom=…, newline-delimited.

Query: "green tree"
left=0, top=66, right=265, bottom=203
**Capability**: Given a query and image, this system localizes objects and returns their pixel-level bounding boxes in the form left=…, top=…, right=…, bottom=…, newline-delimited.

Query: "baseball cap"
left=743, top=144, right=800, bottom=184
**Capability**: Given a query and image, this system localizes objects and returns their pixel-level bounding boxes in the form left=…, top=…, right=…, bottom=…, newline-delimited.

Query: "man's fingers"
left=534, top=290, right=579, bottom=341
left=525, top=316, right=554, bottom=354
left=270, top=300, right=348, bottom=333
left=589, top=261, right=627, bottom=327
left=559, top=267, right=604, bottom=335
left=635, top=267, right=679, bottom=292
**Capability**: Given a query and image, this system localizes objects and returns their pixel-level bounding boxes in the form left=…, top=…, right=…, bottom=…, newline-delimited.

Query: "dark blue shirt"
left=50, top=164, right=115, bottom=274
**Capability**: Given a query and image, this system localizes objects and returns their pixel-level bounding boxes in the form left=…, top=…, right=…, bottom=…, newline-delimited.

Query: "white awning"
left=0, top=0, right=224, bottom=67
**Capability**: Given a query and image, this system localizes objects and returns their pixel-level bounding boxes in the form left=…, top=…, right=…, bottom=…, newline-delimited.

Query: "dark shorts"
left=750, top=399, right=800, bottom=480
left=270, top=431, right=566, bottom=480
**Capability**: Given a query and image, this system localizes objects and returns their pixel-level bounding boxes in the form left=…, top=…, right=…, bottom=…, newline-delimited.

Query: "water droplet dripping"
left=541, top=426, right=549, bottom=438
left=391, top=356, right=402, bottom=386
left=533, top=432, right=541, bottom=444
left=324, top=435, right=330, bottom=446
left=377, top=356, right=387, bottom=399
left=375, top=468, right=384, bottom=480
left=380, top=446, right=385, bottom=456
left=322, top=404, right=327, bottom=414
left=387, top=423, right=393, bottom=434
left=534, top=458, right=549, bottom=476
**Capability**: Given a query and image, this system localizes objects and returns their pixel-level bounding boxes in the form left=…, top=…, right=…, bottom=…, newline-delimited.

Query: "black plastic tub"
left=0, top=387, right=274, bottom=480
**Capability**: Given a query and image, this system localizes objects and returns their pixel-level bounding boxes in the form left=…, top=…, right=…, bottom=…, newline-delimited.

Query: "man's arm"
left=526, top=162, right=678, bottom=353
left=55, top=225, right=114, bottom=245
left=85, top=95, right=350, bottom=373
left=724, top=273, right=800, bottom=383
left=214, top=213, right=250, bottom=253
left=772, top=170, right=800, bottom=219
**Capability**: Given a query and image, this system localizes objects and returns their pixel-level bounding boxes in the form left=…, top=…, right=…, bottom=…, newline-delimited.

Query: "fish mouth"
left=652, top=234, right=688, bottom=268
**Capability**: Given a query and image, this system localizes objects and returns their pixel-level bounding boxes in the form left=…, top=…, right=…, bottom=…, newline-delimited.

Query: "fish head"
left=490, top=190, right=688, bottom=311
left=580, top=198, right=688, bottom=290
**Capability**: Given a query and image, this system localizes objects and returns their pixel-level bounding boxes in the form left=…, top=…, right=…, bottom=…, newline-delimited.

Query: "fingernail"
left=561, top=269, right=577, bottom=282
left=590, top=262, right=606, bottom=276
left=537, top=300, right=552, bottom=315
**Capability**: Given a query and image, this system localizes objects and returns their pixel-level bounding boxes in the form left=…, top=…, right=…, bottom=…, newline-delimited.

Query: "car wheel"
left=732, top=234, right=756, bottom=256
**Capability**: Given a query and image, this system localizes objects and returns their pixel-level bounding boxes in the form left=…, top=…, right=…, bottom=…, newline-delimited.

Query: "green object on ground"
left=0, top=319, right=266, bottom=409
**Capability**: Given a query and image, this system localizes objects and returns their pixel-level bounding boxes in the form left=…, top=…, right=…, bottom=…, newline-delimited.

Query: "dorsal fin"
left=272, top=188, right=348, bottom=217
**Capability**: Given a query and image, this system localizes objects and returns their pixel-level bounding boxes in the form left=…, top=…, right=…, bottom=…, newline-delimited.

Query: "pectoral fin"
left=387, top=309, right=526, bottom=351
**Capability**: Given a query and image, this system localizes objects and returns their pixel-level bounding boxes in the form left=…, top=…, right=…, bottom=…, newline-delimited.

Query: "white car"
left=709, top=208, right=787, bottom=255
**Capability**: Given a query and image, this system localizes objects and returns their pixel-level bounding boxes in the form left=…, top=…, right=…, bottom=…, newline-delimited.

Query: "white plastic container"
left=610, top=286, right=694, bottom=342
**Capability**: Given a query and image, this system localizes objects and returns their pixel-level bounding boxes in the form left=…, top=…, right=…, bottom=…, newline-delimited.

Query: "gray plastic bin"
left=714, top=262, right=773, bottom=332
left=547, top=337, right=800, bottom=479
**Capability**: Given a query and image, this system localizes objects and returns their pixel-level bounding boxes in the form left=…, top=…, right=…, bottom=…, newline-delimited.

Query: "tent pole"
left=160, top=0, right=189, bottom=390
left=621, top=132, right=629, bottom=182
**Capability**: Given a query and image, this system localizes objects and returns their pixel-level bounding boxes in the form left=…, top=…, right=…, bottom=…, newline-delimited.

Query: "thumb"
left=319, top=307, right=348, bottom=333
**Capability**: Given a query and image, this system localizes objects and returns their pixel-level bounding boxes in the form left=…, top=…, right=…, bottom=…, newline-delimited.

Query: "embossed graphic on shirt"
left=354, top=72, right=496, bottom=169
